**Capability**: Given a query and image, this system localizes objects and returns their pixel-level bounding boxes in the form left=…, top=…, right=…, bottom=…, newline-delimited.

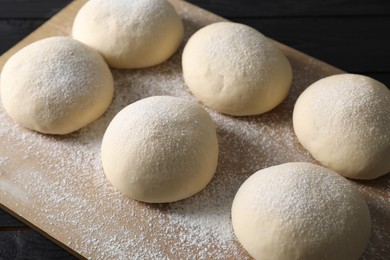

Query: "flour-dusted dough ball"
left=232, top=162, right=371, bottom=260
left=72, top=0, right=184, bottom=69
left=182, top=22, right=292, bottom=116
left=101, top=96, right=219, bottom=203
left=293, top=74, right=390, bottom=180
left=0, top=37, right=114, bottom=135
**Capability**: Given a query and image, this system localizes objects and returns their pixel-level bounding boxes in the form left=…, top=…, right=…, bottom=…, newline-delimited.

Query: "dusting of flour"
left=0, top=2, right=389, bottom=259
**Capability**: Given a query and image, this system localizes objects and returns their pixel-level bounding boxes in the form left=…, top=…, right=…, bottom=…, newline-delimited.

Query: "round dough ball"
left=232, top=162, right=371, bottom=260
left=293, top=74, right=390, bottom=179
left=72, top=0, right=184, bottom=69
left=182, top=22, right=292, bottom=116
left=101, top=96, right=219, bottom=203
left=0, top=36, right=114, bottom=135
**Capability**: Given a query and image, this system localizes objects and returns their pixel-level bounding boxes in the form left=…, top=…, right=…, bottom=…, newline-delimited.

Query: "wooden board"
left=0, top=0, right=389, bottom=258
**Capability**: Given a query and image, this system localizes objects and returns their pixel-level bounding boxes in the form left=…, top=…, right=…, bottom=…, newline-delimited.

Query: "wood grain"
left=0, top=0, right=71, bottom=19
left=0, top=0, right=389, bottom=259
left=2, top=0, right=389, bottom=86
left=186, top=0, right=390, bottom=17
left=0, top=231, right=76, bottom=259
left=0, top=208, right=25, bottom=227
left=185, top=0, right=390, bottom=86
left=0, top=20, right=46, bottom=54
left=233, top=17, right=390, bottom=73
left=0, top=0, right=83, bottom=68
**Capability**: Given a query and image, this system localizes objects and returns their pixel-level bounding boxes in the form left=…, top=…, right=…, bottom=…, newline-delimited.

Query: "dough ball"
left=182, top=22, right=292, bottom=116
left=0, top=36, right=114, bottom=135
left=232, top=162, right=371, bottom=260
left=293, top=74, right=390, bottom=179
left=101, top=96, right=219, bottom=203
left=72, top=0, right=184, bottom=69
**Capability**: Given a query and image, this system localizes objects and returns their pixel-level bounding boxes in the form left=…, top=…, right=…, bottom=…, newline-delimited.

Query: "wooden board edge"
left=0, top=203, right=85, bottom=259
left=0, top=0, right=342, bottom=74
left=0, top=0, right=86, bottom=69
left=176, top=0, right=343, bottom=74
left=0, top=1, right=87, bottom=257
left=0, top=0, right=344, bottom=258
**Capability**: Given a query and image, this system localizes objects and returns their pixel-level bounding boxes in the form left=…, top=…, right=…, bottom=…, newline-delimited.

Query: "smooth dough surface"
left=101, top=96, right=219, bottom=203
left=232, top=162, right=371, bottom=260
left=293, top=74, right=390, bottom=179
left=72, top=0, right=184, bottom=69
left=0, top=36, right=114, bottom=135
left=182, top=22, right=292, bottom=116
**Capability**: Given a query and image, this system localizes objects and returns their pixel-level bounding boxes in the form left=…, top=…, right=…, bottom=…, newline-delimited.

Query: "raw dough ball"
left=72, top=0, right=184, bottom=69
left=0, top=37, right=114, bottom=135
left=293, top=74, right=390, bottom=179
left=232, top=162, right=371, bottom=260
left=182, top=22, right=292, bottom=116
left=101, top=96, right=219, bottom=203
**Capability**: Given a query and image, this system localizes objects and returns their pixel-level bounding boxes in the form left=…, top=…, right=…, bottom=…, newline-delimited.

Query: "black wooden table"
left=1, top=0, right=389, bottom=258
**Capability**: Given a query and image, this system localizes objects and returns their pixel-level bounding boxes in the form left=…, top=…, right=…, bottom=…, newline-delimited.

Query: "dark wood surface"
left=1, top=0, right=389, bottom=258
